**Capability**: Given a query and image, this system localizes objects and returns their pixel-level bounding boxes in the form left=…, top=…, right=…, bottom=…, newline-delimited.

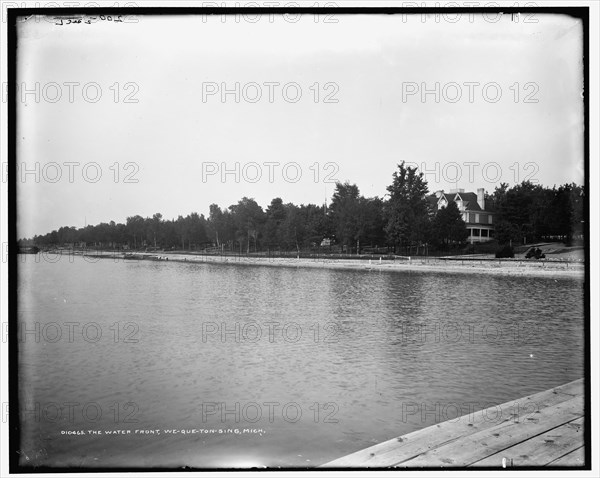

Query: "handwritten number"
left=55, top=14, right=133, bottom=25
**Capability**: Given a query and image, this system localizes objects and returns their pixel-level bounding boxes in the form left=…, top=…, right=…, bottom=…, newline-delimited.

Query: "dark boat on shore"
left=123, top=253, right=145, bottom=260
left=17, top=246, right=40, bottom=254
left=123, top=253, right=163, bottom=261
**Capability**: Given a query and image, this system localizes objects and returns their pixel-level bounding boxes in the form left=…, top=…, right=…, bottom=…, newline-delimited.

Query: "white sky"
left=15, top=12, right=585, bottom=238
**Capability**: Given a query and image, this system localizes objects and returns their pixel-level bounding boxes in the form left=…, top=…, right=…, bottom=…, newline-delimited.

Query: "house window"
left=482, top=229, right=489, bottom=237
left=489, top=215, right=493, bottom=224
left=475, top=214, right=480, bottom=223
left=473, top=229, right=480, bottom=237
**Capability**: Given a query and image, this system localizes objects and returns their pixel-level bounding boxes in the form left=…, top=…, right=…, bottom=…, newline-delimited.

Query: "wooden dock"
left=322, top=379, right=585, bottom=468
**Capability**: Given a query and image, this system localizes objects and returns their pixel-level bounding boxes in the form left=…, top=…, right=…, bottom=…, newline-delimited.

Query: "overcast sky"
left=16, top=12, right=584, bottom=238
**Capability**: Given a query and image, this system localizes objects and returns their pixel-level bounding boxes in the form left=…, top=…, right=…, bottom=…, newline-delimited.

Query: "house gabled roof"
left=455, top=192, right=481, bottom=211
left=426, top=190, right=495, bottom=213
left=455, top=192, right=476, bottom=202
left=463, top=201, right=482, bottom=211
left=438, top=193, right=451, bottom=206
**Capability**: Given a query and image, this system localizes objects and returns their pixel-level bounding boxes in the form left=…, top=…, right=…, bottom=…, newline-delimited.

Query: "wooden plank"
left=397, top=396, right=583, bottom=467
left=546, top=446, right=585, bottom=466
left=470, top=417, right=584, bottom=467
left=321, top=379, right=583, bottom=468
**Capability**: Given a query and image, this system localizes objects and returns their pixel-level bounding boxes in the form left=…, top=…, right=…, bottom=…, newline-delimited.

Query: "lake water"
left=16, top=255, right=585, bottom=468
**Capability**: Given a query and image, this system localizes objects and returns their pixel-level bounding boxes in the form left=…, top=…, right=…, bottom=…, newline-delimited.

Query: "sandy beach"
left=77, top=251, right=585, bottom=279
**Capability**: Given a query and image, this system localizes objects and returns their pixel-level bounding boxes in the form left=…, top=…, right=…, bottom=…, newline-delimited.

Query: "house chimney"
left=477, top=188, right=485, bottom=210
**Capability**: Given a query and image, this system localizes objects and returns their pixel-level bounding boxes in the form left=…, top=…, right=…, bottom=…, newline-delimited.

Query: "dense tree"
left=264, top=198, right=287, bottom=249
left=384, top=162, right=430, bottom=254
left=229, top=197, right=265, bottom=253
left=21, top=167, right=584, bottom=255
left=431, top=201, right=468, bottom=248
left=126, top=215, right=145, bottom=248
left=329, top=182, right=361, bottom=251
left=300, top=203, right=331, bottom=248
left=327, top=182, right=388, bottom=254
left=569, top=184, right=585, bottom=239
left=355, top=196, right=386, bottom=252
left=149, top=213, right=163, bottom=248
left=279, top=203, right=303, bottom=253
left=492, top=181, right=584, bottom=245
left=207, top=204, right=235, bottom=248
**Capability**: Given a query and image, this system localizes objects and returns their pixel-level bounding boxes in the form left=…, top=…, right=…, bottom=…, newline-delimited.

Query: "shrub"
left=495, top=245, right=514, bottom=258
left=462, top=239, right=498, bottom=255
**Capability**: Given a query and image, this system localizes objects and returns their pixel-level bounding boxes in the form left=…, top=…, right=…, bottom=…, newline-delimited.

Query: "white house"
left=428, top=188, right=495, bottom=243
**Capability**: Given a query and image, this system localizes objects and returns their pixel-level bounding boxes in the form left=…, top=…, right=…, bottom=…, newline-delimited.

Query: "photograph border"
left=7, top=5, right=592, bottom=473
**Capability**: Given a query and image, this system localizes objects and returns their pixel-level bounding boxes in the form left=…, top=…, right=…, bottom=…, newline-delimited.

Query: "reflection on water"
left=17, top=256, right=584, bottom=468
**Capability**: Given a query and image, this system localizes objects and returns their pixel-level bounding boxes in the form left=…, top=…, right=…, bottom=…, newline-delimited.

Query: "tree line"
left=21, top=163, right=585, bottom=255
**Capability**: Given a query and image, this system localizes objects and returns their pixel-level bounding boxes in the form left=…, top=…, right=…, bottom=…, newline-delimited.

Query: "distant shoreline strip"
left=66, top=251, right=585, bottom=278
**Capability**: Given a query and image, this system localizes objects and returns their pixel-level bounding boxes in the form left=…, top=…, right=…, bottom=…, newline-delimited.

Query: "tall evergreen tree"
left=431, top=201, right=468, bottom=248
left=329, top=182, right=361, bottom=251
left=384, top=162, right=430, bottom=253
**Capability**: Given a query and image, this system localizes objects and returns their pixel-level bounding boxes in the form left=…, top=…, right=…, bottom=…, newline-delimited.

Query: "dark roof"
left=426, top=193, right=452, bottom=210
left=463, top=201, right=481, bottom=211
left=455, top=193, right=480, bottom=211
left=426, top=195, right=438, bottom=208
left=456, top=192, right=476, bottom=202
left=427, top=190, right=495, bottom=213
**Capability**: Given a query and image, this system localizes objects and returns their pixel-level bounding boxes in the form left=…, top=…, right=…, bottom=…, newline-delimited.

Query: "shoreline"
left=72, top=251, right=585, bottom=278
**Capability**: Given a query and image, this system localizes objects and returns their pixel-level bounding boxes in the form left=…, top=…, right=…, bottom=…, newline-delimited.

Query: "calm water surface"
left=17, top=255, right=585, bottom=468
